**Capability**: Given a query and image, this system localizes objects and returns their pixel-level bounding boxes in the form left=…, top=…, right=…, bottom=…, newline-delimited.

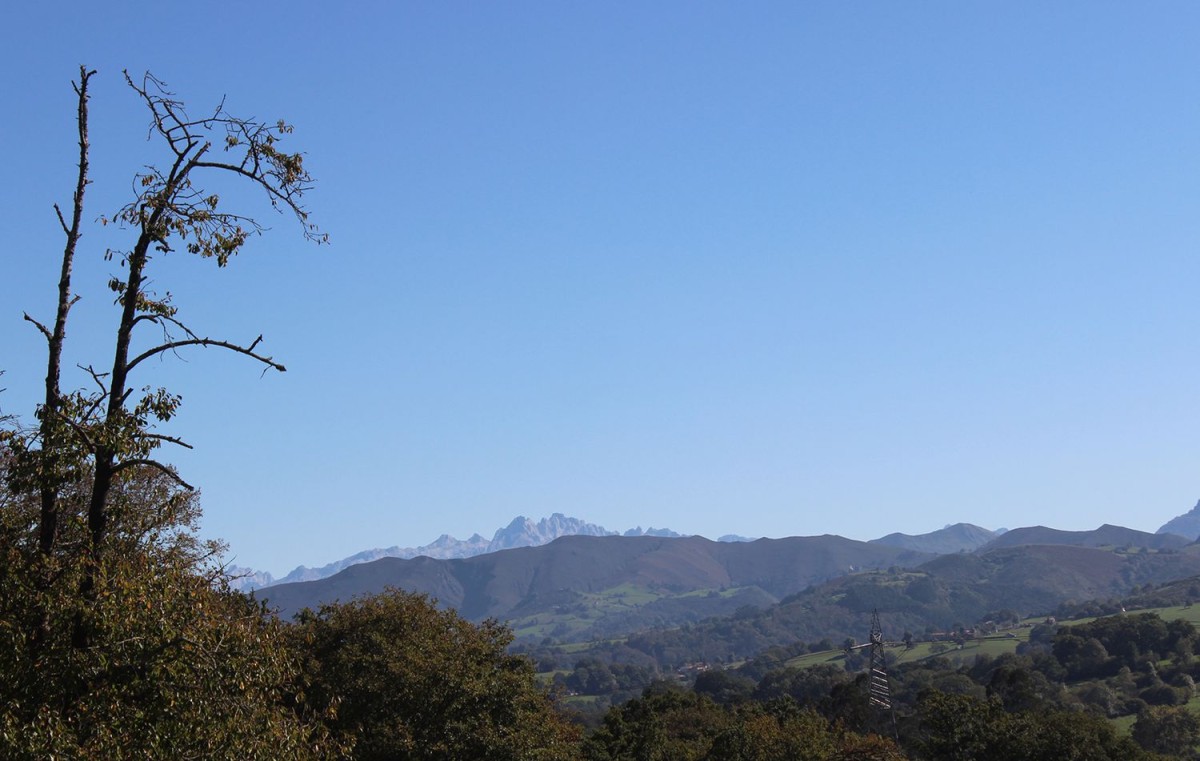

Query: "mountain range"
left=231, top=513, right=703, bottom=591
left=982, top=523, right=1189, bottom=551
left=258, top=533, right=936, bottom=625
left=234, top=514, right=1014, bottom=594
left=255, top=513, right=1200, bottom=654
left=247, top=499, right=1200, bottom=630
left=240, top=501, right=1200, bottom=593
left=239, top=497, right=1200, bottom=593
left=240, top=500, right=1200, bottom=675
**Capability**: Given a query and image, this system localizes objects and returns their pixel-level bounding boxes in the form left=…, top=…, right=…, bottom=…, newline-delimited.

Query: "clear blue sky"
left=3, top=3, right=1199, bottom=576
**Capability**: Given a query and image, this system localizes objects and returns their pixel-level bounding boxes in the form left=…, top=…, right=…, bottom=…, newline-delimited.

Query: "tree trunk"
left=31, top=66, right=93, bottom=649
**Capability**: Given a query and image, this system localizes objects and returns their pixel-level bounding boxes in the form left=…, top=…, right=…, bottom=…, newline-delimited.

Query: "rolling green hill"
left=613, top=543, right=1200, bottom=667
left=261, top=525, right=1200, bottom=672
left=258, top=534, right=934, bottom=639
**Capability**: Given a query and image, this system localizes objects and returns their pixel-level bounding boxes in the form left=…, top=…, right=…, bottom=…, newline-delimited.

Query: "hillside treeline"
left=565, top=556, right=1200, bottom=672
left=578, top=609, right=1200, bottom=759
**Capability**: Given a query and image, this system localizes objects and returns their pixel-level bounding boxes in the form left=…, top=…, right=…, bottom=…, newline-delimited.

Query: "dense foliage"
left=289, top=589, right=581, bottom=760
left=582, top=686, right=904, bottom=761
left=0, top=466, right=334, bottom=759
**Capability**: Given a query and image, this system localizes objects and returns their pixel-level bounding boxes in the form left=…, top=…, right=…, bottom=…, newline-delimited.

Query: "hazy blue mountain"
left=267, top=533, right=492, bottom=587
left=257, top=533, right=936, bottom=625
left=227, top=565, right=275, bottom=590
left=870, top=523, right=998, bottom=554
left=233, top=513, right=704, bottom=591
left=980, top=523, right=1189, bottom=552
left=1157, top=499, right=1200, bottom=541
left=624, top=526, right=684, bottom=538
left=253, top=517, right=1200, bottom=659
left=487, top=514, right=614, bottom=551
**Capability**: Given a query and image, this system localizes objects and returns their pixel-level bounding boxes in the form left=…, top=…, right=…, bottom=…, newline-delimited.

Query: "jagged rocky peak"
left=227, top=566, right=275, bottom=593
left=488, top=513, right=615, bottom=551
left=623, top=526, right=684, bottom=538
left=1157, top=499, right=1200, bottom=541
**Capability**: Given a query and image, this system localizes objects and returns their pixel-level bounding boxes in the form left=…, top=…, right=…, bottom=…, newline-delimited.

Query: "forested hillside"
left=259, top=534, right=935, bottom=627
left=554, top=544, right=1200, bottom=670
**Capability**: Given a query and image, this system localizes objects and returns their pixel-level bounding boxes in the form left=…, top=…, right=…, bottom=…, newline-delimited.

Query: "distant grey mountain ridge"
left=230, top=513, right=710, bottom=591
left=233, top=498, right=1200, bottom=593
left=868, top=522, right=1003, bottom=554
left=259, top=520, right=1197, bottom=632
left=1157, top=499, right=1200, bottom=541
left=229, top=514, right=1016, bottom=592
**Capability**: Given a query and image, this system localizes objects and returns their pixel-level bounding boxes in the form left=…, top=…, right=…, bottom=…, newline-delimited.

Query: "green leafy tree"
left=0, top=461, right=338, bottom=759
left=584, top=689, right=902, bottom=761
left=583, top=686, right=730, bottom=761
left=289, top=589, right=581, bottom=761
left=916, top=690, right=1153, bottom=761
left=706, top=703, right=840, bottom=761
left=753, top=664, right=851, bottom=707
left=693, top=669, right=756, bottom=707
left=985, top=665, right=1057, bottom=712
left=915, top=691, right=1021, bottom=761
left=1014, top=709, right=1153, bottom=761
left=711, top=699, right=905, bottom=761
left=1057, top=614, right=1173, bottom=670
left=1131, top=705, right=1200, bottom=757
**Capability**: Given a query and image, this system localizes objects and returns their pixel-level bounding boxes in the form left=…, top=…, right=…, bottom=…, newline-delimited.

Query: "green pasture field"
left=1134, top=603, right=1200, bottom=627
left=783, top=603, right=1200, bottom=673
left=528, top=594, right=1200, bottom=703
left=561, top=695, right=605, bottom=708
left=511, top=583, right=753, bottom=642
left=783, top=631, right=1032, bottom=671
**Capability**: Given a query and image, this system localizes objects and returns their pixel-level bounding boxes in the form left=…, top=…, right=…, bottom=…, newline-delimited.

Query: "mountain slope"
left=979, top=524, right=1189, bottom=552
left=1157, top=499, right=1200, bottom=541
left=258, top=523, right=1200, bottom=670
left=870, top=523, right=998, bottom=554
left=257, top=534, right=934, bottom=628
left=619, top=542, right=1200, bottom=667
left=237, top=513, right=687, bottom=590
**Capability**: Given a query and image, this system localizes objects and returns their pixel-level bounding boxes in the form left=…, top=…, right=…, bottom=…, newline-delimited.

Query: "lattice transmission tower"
left=867, top=609, right=892, bottom=711
left=848, top=609, right=898, bottom=738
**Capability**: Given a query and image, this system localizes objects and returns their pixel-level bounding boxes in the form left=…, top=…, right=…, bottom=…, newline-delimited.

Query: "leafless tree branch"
left=133, top=312, right=201, bottom=342
left=127, top=336, right=286, bottom=373
left=54, top=203, right=71, bottom=235
left=138, top=432, right=194, bottom=450
left=112, top=458, right=194, bottom=490
left=78, top=364, right=110, bottom=397
left=23, top=313, right=53, bottom=341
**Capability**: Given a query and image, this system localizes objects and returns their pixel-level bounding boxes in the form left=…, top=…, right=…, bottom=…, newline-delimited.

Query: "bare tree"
left=8, top=66, right=96, bottom=647
left=4, top=67, right=326, bottom=649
